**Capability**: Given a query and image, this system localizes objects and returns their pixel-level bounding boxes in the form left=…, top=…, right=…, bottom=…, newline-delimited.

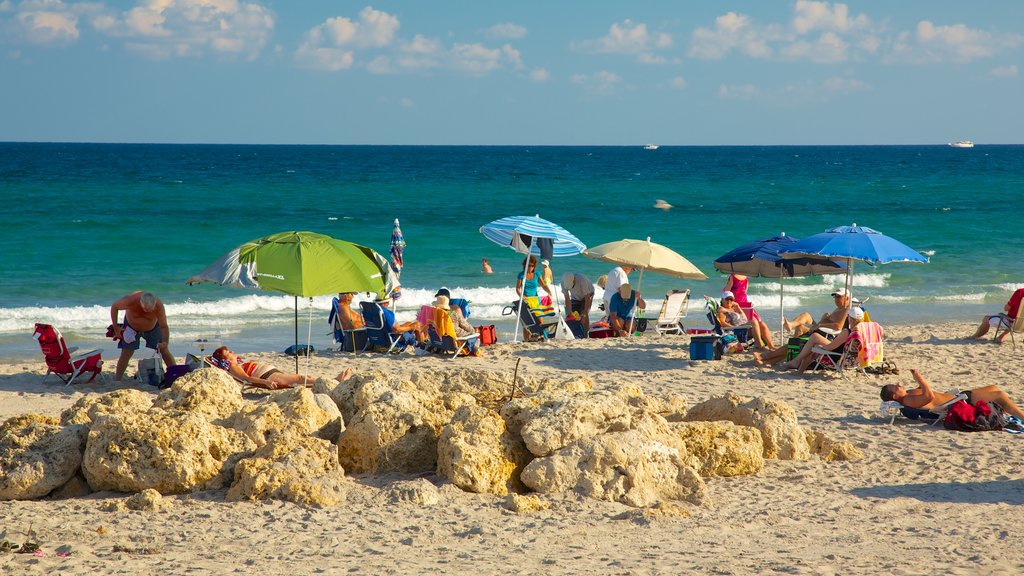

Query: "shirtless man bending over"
left=110, top=291, right=176, bottom=380
left=880, top=369, right=1024, bottom=420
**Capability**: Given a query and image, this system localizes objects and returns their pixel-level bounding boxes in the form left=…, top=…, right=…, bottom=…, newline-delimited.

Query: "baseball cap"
left=831, top=287, right=848, bottom=297
left=721, top=290, right=735, bottom=300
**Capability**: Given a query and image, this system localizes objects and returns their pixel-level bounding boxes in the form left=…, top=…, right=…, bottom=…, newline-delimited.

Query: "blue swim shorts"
left=117, top=323, right=164, bottom=351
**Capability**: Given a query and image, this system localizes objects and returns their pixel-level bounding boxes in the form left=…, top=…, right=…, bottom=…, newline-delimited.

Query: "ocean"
left=2, top=142, right=1022, bottom=360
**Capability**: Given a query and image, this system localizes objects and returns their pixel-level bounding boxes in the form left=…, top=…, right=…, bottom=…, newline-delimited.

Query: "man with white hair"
left=561, top=272, right=594, bottom=337
left=110, top=290, right=176, bottom=380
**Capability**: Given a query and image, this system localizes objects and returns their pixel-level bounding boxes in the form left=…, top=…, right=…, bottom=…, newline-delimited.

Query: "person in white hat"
left=783, top=287, right=852, bottom=337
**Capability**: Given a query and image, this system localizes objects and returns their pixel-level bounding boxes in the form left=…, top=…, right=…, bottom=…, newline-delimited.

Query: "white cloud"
left=792, top=0, right=869, bottom=34
left=451, top=42, right=502, bottom=75
left=529, top=67, right=549, bottom=82
left=689, top=12, right=774, bottom=60
left=399, top=97, right=414, bottom=108
left=670, top=75, right=686, bottom=90
left=780, top=31, right=848, bottom=63
left=991, top=64, right=1018, bottom=77
left=574, top=19, right=672, bottom=63
left=914, top=20, right=1019, bottom=62
left=485, top=22, right=526, bottom=40
left=89, top=0, right=274, bottom=59
left=17, top=8, right=79, bottom=44
left=0, top=1, right=14, bottom=12
left=571, top=70, right=624, bottom=95
left=718, top=83, right=760, bottom=100
left=296, top=6, right=399, bottom=70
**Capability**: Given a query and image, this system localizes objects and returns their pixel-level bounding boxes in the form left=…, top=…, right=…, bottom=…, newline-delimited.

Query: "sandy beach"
left=2, top=320, right=1023, bottom=575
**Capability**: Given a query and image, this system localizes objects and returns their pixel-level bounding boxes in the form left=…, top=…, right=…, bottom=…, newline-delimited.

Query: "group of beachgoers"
left=105, top=280, right=1024, bottom=418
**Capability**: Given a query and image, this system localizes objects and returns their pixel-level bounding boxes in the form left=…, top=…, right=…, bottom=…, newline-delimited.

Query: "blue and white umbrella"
left=389, top=218, right=405, bottom=276
left=779, top=224, right=928, bottom=299
left=480, top=215, right=586, bottom=341
left=714, top=233, right=845, bottom=340
left=480, top=215, right=586, bottom=258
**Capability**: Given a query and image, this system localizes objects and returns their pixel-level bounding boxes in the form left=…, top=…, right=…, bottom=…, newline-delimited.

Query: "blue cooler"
left=689, top=335, right=721, bottom=361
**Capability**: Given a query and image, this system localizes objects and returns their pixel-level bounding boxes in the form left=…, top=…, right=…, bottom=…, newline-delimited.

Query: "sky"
left=1, top=0, right=1022, bottom=145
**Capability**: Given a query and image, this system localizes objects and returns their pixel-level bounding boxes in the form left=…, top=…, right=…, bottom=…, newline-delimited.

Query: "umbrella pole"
left=628, top=269, right=645, bottom=336
left=304, top=298, right=314, bottom=386
left=513, top=255, right=531, bottom=343
left=779, top=274, right=785, bottom=345
left=294, top=296, right=299, bottom=372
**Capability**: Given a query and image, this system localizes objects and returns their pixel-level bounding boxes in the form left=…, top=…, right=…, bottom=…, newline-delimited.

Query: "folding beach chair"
left=502, top=299, right=558, bottom=341
left=359, top=301, right=411, bottom=354
left=703, top=296, right=752, bottom=346
left=993, top=300, right=1024, bottom=348
left=328, top=296, right=368, bottom=353
left=424, top=306, right=479, bottom=359
left=654, top=289, right=690, bottom=335
left=810, top=321, right=884, bottom=377
left=33, top=323, right=103, bottom=385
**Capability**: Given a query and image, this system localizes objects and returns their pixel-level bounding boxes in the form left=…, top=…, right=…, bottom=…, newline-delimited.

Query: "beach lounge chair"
left=881, top=390, right=968, bottom=425
left=359, top=301, right=411, bottom=354
left=502, top=299, right=558, bottom=341
left=328, top=297, right=367, bottom=353
left=32, top=323, right=103, bottom=385
left=810, top=321, right=884, bottom=377
left=425, top=306, right=479, bottom=358
left=654, top=289, right=690, bottom=335
left=993, top=300, right=1024, bottom=348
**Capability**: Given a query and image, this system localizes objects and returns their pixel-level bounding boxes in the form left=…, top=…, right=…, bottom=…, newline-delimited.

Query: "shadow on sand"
left=851, top=478, right=1024, bottom=505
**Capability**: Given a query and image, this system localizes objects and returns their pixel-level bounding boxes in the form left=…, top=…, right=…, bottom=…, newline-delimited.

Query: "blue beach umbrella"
left=778, top=224, right=929, bottom=299
left=389, top=218, right=405, bottom=277
left=714, top=233, right=845, bottom=340
left=479, top=215, right=586, bottom=341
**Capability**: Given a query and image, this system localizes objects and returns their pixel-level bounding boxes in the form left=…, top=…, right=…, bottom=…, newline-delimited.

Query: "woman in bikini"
left=211, top=346, right=352, bottom=389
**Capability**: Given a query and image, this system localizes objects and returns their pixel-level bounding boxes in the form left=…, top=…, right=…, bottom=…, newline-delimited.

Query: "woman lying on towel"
left=211, top=346, right=352, bottom=389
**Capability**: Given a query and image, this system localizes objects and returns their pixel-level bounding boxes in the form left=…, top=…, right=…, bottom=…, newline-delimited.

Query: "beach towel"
left=855, top=322, right=884, bottom=367
left=944, top=400, right=1005, bottom=432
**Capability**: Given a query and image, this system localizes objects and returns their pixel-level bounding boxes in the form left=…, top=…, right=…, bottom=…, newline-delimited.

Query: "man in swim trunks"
left=211, top=347, right=352, bottom=389
left=110, top=291, right=176, bottom=381
left=784, top=288, right=851, bottom=337
left=967, top=287, right=1024, bottom=343
left=881, top=369, right=1024, bottom=419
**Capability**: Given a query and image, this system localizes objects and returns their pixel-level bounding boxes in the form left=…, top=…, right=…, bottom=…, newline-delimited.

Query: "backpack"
left=476, top=325, right=497, bottom=345
left=944, top=400, right=1006, bottom=432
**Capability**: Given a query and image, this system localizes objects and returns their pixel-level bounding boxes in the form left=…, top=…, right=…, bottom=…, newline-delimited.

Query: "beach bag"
left=285, top=344, right=315, bottom=356
left=159, top=364, right=192, bottom=389
left=944, top=400, right=1005, bottom=432
left=476, top=325, right=497, bottom=346
left=137, top=357, right=164, bottom=387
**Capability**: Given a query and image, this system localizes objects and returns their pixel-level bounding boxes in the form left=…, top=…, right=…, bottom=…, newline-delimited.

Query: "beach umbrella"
left=584, top=237, right=708, bottom=334
left=479, top=215, right=586, bottom=342
left=389, top=218, right=406, bottom=277
left=778, top=224, right=929, bottom=300
left=186, top=231, right=395, bottom=370
left=714, top=233, right=845, bottom=340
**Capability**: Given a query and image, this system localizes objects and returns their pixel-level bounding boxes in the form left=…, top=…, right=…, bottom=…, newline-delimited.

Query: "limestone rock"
left=126, top=488, right=165, bottom=511
left=685, top=392, right=811, bottom=461
left=437, top=405, right=531, bottom=495
left=507, top=387, right=665, bottom=457
left=0, top=414, right=87, bottom=500
left=60, top=390, right=153, bottom=427
left=669, top=421, right=764, bottom=477
left=387, top=478, right=441, bottom=506
left=152, top=368, right=243, bottom=421
left=805, top=430, right=864, bottom=462
left=658, top=394, right=690, bottom=422
left=520, top=430, right=707, bottom=508
left=227, top=433, right=346, bottom=507
left=49, top=473, right=92, bottom=499
left=336, top=375, right=456, bottom=474
left=226, top=388, right=345, bottom=447
left=505, top=493, right=549, bottom=514
left=82, top=410, right=254, bottom=494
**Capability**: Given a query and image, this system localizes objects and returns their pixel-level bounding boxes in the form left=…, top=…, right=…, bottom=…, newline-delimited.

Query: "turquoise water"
left=2, top=143, right=1022, bottom=358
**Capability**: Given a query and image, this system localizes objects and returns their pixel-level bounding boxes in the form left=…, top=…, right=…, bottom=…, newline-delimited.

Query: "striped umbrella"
left=389, top=218, right=406, bottom=276
left=480, top=215, right=586, bottom=341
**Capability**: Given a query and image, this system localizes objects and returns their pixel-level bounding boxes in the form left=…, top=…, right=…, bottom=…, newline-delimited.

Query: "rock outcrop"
left=669, top=421, right=765, bottom=477
left=437, top=405, right=530, bottom=495
left=0, top=414, right=87, bottom=500
left=685, top=392, right=811, bottom=460
left=227, top=433, right=347, bottom=506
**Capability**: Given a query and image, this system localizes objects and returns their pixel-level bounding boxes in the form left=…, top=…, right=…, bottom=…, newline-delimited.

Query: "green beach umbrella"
left=187, top=231, right=396, bottom=369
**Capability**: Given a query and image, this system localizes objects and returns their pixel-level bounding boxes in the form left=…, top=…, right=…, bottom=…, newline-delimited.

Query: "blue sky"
left=1, top=1, right=1021, bottom=145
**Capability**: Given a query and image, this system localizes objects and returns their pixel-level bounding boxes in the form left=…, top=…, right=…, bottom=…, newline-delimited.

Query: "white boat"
left=948, top=140, right=974, bottom=148
left=643, top=144, right=659, bottom=150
